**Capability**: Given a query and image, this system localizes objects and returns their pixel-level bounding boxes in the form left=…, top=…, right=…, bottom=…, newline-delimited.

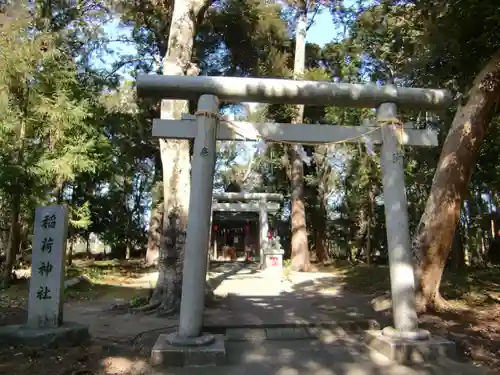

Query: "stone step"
left=204, top=318, right=380, bottom=334
left=225, top=327, right=366, bottom=342
left=149, top=340, right=488, bottom=375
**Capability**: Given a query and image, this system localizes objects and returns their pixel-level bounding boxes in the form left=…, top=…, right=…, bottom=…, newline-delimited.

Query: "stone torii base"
left=151, top=332, right=226, bottom=367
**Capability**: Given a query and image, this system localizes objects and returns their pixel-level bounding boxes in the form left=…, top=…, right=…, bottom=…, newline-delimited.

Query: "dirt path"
left=205, top=266, right=388, bottom=328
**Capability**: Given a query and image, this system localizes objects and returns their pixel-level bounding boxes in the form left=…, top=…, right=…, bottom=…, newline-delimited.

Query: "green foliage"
left=201, top=0, right=292, bottom=77
left=2, top=0, right=500, bottom=282
left=0, top=11, right=91, bottom=197
left=69, top=201, right=91, bottom=230
left=0, top=2, right=157, bottom=282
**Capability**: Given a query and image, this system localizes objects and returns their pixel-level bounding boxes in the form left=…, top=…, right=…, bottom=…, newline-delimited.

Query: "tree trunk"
left=85, top=232, right=91, bottom=255
left=146, top=201, right=162, bottom=266
left=412, top=51, right=500, bottom=311
left=354, top=204, right=368, bottom=262
left=314, top=197, right=330, bottom=263
left=126, top=242, right=131, bottom=260
left=67, top=240, right=74, bottom=266
left=146, top=177, right=163, bottom=266
left=1, top=117, right=25, bottom=288
left=290, top=10, right=311, bottom=272
left=449, top=223, right=465, bottom=271
left=314, top=228, right=326, bottom=262
left=313, top=144, right=332, bottom=263
left=149, top=138, right=190, bottom=314
left=1, top=194, right=21, bottom=287
left=148, top=0, right=209, bottom=314
left=464, top=191, right=484, bottom=265
left=366, top=185, right=376, bottom=266
left=67, top=184, right=77, bottom=266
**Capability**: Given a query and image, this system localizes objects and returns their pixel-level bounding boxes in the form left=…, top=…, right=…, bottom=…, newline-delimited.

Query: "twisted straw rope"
left=194, top=110, right=405, bottom=148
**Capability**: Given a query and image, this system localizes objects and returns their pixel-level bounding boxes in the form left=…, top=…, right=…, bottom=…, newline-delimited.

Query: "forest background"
left=1, top=0, right=500, bottom=328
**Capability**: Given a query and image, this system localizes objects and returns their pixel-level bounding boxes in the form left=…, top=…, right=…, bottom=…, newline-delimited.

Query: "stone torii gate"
left=212, top=192, right=283, bottom=262
left=138, top=75, right=454, bottom=366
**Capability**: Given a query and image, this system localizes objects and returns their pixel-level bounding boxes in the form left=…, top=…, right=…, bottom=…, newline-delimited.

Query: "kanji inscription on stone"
left=41, top=237, right=54, bottom=253
left=36, top=285, right=52, bottom=300
left=38, top=261, right=53, bottom=277
left=41, top=214, right=57, bottom=229
left=27, top=205, right=68, bottom=328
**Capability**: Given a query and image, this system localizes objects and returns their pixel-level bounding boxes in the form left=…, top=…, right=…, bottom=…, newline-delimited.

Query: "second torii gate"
left=138, top=74, right=454, bottom=366
left=212, top=192, right=284, bottom=262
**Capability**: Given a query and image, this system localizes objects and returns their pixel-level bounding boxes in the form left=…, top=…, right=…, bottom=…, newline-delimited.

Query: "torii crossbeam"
left=153, top=114, right=438, bottom=147
left=137, top=74, right=452, bottom=109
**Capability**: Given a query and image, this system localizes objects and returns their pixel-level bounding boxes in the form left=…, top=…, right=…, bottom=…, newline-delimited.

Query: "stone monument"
left=0, top=205, right=89, bottom=347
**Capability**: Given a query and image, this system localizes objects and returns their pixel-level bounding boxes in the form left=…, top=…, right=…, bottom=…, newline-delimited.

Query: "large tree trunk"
left=147, top=0, right=209, bottom=314
left=313, top=145, right=332, bottom=264
left=314, top=219, right=329, bottom=263
left=412, top=51, right=500, bottom=311
left=149, top=137, right=190, bottom=314
left=290, top=9, right=311, bottom=272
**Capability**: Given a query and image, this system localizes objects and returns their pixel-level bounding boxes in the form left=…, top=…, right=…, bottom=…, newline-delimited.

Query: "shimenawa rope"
left=193, top=110, right=405, bottom=154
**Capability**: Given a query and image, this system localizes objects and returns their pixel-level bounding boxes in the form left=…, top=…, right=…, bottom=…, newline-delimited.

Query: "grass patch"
left=1, top=278, right=150, bottom=307
left=65, top=265, right=106, bottom=281
left=0, top=282, right=29, bottom=308
left=440, top=267, right=500, bottom=305
left=323, top=264, right=500, bottom=306
left=64, top=259, right=151, bottom=281
left=322, top=264, right=391, bottom=295
left=3, top=259, right=153, bottom=308
left=64, top=282, right=150, bottom=302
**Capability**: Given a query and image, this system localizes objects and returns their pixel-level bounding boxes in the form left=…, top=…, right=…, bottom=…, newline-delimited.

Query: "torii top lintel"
left=136, top=74, right=453, bottom=110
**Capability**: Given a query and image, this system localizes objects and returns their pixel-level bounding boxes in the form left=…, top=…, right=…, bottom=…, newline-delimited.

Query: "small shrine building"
left=210, top=192, right=283, bottom=261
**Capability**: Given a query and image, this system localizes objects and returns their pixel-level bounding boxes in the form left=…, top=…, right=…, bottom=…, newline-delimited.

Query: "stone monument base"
left=365, top=329, right=456, bottom=364
left=0, top=321, right=90, bottom=347
left=151, top=332, right=226, bottom=367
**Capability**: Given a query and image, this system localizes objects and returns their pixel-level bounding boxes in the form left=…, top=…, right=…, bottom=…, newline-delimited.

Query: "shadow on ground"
left=321, top=264, right=500, bottom=369
left=0, top=263, right=497, bottom=375
left=204, top=264, right=391, bottom=330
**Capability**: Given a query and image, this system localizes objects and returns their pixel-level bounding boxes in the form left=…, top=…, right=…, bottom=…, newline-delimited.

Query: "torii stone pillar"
left=378, top=103, right=421, bottom=334
left=178, top=95, right=219, bottom=340
left=361, top=102, right=454, bottom=365
left=156, top=95, right=221, bottom=355
left=259, top=198, right=269, bottom=264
